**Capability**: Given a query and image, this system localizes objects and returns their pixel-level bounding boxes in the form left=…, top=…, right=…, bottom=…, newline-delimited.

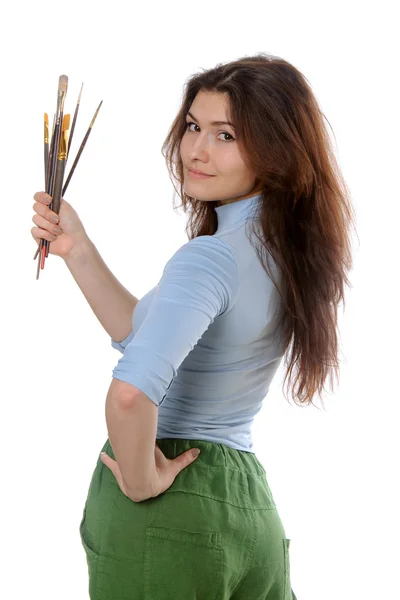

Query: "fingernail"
left=192, top=449, right=200, bottom=458
left=50, top=214, right=59, bottom=223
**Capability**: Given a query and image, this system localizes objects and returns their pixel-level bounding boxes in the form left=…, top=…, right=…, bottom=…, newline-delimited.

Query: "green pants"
left=79, top=437, right=297, bottom=599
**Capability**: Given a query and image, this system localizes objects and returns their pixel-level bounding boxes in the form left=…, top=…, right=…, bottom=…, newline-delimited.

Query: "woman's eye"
left=218, top=132, right=235, bottom=142
left=185, top=122, right=235, bottom=142
left=186, top=122, right=199, bottom=133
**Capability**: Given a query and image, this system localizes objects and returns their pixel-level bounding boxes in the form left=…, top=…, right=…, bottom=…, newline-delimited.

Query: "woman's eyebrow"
left=186, top=111, right=235, bottom=128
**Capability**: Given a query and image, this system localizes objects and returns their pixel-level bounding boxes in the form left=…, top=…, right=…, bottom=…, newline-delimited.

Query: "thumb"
left=170, top=448, right=201, bottom=480
left=178, top=448, right=201, bottom=468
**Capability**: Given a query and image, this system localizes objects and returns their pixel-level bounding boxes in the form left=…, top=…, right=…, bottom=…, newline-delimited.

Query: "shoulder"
left=161, top=235, right=239, bottom=314
left=164, top=235, right=238, bottom=277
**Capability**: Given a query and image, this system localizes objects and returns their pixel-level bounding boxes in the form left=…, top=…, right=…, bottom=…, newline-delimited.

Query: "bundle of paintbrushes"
left=35, top=74, right=102, bottom=279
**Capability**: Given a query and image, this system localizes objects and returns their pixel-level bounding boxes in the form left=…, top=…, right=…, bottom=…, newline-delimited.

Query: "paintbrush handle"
left=46, top=158, right=66, bottom=257
left=62, top=99, right=102, bottom=195
left=51, top=158, right=67, bottom=215
left=62, top=128, right=90, bottom=195
left=44, top=144, right=49, bottom=185
left=44, top=113, right=64, bottom=255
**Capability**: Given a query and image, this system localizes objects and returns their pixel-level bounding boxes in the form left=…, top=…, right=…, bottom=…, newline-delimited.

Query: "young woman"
left=31, top=53, right=356, bottom=599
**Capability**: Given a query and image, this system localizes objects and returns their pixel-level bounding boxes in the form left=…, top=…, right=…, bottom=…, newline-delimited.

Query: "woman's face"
left=180, top=90, right=259, bottom=206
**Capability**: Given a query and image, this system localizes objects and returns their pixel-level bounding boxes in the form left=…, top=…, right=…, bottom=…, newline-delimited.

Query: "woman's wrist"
left=63, top=234, right=94, bottom=265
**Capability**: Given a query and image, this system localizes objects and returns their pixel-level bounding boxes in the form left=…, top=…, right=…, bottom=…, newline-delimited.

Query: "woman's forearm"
left=63, top=237, right=139, bottom=342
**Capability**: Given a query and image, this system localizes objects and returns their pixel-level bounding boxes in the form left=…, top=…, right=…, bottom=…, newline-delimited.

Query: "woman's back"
left=111, top=193, right=286, bottom=452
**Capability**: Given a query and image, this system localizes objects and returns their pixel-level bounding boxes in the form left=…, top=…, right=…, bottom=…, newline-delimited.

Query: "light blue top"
left=111, top=193, right=286, bottom=452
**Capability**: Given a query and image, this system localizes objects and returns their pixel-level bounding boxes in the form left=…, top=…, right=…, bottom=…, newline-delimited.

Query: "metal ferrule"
left=58, top=129, right=68, bottom=160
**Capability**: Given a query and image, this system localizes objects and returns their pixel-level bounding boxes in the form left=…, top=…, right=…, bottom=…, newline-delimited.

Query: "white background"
left=1, top=1, right=399, bottom=598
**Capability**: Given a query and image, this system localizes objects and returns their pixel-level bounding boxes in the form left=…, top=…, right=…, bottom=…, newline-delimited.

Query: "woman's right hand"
left=31, top=191, right=89, bottom=259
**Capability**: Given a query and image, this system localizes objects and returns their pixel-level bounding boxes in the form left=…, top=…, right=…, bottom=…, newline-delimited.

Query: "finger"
left=32, top=213, right=63, bottom=235
left=100, top=452, right=115, bottom=472
left=32, top=201, right=60, bottom=224
left=188, top=448, right=200, bottom=459
left=100, top=454, right=126, bottom=489
left=33, top=191, right=52, bottom=205
left=100, top=454, right=130, bottom=497
left=174, top=449, right=201, bottom=474
left=31, top=226, right=57, bottom=243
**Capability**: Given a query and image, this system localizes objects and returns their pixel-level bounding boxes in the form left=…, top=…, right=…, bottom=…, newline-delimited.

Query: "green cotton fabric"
left=79, top=437, right=297, bottom=599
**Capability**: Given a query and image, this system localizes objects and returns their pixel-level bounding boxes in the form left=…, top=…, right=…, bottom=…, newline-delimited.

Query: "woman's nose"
left=189, top=148, right=208, bottom=163
left=189, top=131, right=213, bottom=160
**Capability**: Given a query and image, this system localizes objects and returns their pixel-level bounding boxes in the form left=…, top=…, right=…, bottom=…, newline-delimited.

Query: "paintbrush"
left=37, top=74, right=68, bottom=279
left=35, top=114, right=50, bottom=263
left=44, top=113, right=49, bottom=183
left=67, top=82, right=83, bottom=163
left=37, top=76, right=68, bottom=275
left=45, top=76, right=68, bottom=247
left=46, top=115, right=70, bottom=258
left=33, top=98, right=103, bottom=264
left=34, top=81, right=103, bottom=273
left=62, top=99, right=103, bottom=195
left=36, top=111, right=61, bottom=275
left=45, top=113, right=57, bottom=195
left=46, top=114, right=70, bottom=257
left=34, top=112, right=55, bottom=262
left=34, top=83, right=82, bottom=261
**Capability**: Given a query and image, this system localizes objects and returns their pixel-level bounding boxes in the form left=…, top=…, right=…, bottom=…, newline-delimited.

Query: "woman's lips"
left=188, top=169, right=214, bottom=179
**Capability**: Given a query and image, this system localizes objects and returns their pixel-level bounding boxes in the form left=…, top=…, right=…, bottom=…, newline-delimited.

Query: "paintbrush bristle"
left=44, top=113, right=49, bottom=123
left=62, top=114, right=70, bottom=130
left=59, top=75, right=68, bottom=93
left=89, top=100, right=103, bottom=128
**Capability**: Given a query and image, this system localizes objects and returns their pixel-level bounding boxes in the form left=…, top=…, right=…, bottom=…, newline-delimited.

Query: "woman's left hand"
left=100, top=443, right=201, bottom=502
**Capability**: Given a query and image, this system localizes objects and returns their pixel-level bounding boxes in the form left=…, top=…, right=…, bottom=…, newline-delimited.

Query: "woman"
left=31, top=53, right=356, bottom=599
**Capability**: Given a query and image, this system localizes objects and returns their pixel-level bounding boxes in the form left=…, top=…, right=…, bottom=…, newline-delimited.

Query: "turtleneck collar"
left=214, top=193, right=262, bottom=233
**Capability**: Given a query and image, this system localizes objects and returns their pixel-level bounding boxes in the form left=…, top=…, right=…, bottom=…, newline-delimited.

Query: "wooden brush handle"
left=51, top=159, right=66, bottom=215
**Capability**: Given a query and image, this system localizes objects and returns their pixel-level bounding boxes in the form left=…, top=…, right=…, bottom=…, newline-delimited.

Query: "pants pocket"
left=143, top=526, right=223, bottom=600
left=79, top=505, right=100, bottom=597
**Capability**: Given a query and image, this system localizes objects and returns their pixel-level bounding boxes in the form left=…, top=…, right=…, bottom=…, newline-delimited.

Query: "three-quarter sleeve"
left=111, top=235, right=239, bottom=406
left=111, top=329, right=135, bottom=354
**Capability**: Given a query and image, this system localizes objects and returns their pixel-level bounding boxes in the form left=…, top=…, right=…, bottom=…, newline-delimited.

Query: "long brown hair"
left=161, top=53, right=358, bottom=409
